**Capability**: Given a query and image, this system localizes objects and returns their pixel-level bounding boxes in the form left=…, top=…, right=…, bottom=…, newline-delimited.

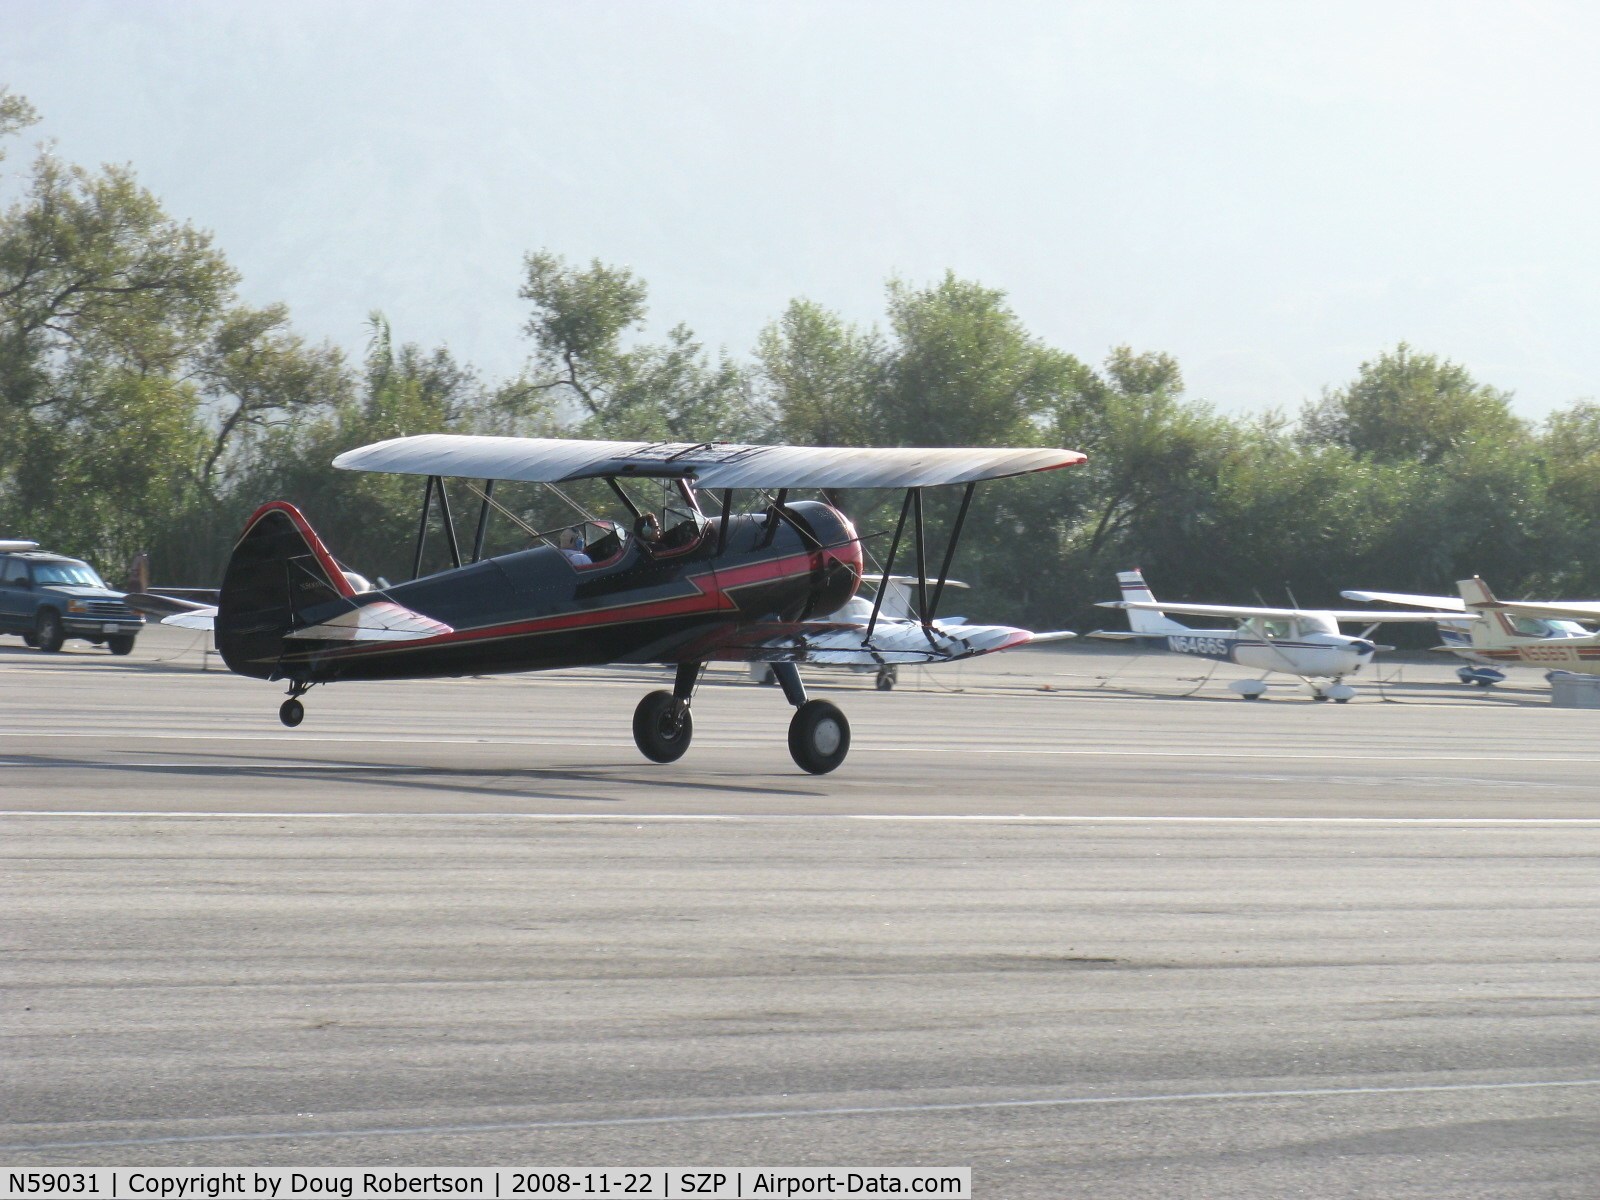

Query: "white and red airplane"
left=1342, top=577, right=1600, bottom=686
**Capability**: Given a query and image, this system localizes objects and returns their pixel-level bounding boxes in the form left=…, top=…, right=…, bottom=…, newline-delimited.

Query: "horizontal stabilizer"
left=1027, top=630, right=1079, bottom=643
left=125, top=591, right=215, bottom=617
left=162, top=607, right=218, bottom=630
left=290, top=600, right=453, bottom=642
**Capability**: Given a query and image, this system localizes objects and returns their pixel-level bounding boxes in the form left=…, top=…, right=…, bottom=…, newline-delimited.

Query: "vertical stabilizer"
left=1116, top=568, right=1191, bottom=634
left=216, top=502, right=355, bottom=680
left=1457, top=577, right=1500, bottom=608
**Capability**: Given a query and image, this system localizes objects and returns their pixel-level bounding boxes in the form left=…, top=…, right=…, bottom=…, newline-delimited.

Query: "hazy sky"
left=6, top=0, right=1600, bottom=418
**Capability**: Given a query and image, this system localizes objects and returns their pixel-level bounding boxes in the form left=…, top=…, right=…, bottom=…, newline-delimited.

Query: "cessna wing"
left=332, top=434, right=1085, bottom=488
left=1340, top=589, right=1469, bottom=612
left=1100, top=600, right=1471, bottom=622
left=676, top=619, right=1035, bottom=666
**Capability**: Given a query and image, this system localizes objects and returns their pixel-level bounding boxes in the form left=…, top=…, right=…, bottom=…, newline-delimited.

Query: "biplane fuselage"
left=218, top=500, right=863, bottom=686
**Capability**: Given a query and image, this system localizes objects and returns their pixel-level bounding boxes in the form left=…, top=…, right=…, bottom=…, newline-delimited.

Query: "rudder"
left=216, top=502, right=355, bottom=679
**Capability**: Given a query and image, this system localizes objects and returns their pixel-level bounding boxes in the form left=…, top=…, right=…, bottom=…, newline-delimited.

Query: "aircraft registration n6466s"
left=1090, top=568, right=1465, bottom=701
left=153, top=434, right=1085, bottom=773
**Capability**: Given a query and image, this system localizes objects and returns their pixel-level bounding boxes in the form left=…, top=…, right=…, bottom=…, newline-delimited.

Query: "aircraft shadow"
left=1, top=752, right=822, bottom=802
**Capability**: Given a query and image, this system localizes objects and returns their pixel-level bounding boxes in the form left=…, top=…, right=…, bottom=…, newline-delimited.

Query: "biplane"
left=180, top=435, right=1085, bottom=773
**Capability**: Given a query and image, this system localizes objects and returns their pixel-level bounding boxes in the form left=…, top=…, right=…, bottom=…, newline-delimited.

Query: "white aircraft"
left=1342, top=577, right=1600, bottom=686
left=1090, top=568, right=1463, bottom=701
left=751, top=575, right=1076, bottom=690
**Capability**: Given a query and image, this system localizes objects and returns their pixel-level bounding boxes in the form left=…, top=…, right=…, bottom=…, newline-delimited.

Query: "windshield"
left=33, top=560, right=106, bottom=588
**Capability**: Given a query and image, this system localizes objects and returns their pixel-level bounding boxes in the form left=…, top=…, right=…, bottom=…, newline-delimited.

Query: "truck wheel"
left=34, top=610, right=65, bottom=653
left=107, top=635, right=136, bottom=656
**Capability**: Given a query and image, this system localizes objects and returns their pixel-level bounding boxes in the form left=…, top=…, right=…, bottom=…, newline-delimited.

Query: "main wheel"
left=788, top=699, right=850, bottom=775
left=279, top=698, right=305, bottom=728
left=633, top=690, right=693, bottom=763
left=34, top=610, right=65, bottom=653
left=875, top=665, right=897, bottom=691
left=107, top=634, right=136, bottom=656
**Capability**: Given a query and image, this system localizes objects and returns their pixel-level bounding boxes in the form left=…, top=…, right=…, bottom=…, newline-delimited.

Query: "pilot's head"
left=559, top=528, right=585, bottom=551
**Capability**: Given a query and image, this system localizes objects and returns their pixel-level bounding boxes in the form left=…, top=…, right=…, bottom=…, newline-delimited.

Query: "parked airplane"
left=1342, top=577, right=1600, bottom=685
left=1090, top=568, right=1463, bottom=700
left=750, top=574, right=1076, bottom=690
left=158, top=434, right=1086, bottom=772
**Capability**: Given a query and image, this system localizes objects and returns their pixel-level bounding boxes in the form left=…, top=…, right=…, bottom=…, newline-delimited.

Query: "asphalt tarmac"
left=3, top=626, right=1599, bottom=1198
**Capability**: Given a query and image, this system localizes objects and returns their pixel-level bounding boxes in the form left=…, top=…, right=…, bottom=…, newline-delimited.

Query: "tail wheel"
left=788, top=699, right=850, bottom=774
left=633, top=690, right=693, bottom=763
left=34, top=610, right=65, bottom=653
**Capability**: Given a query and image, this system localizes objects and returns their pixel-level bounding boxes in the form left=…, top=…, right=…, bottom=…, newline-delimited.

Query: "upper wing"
left=1101, top=600, right=1470, bottom=622
left=332, top=434, right=1086, bottom=489
left=1341, top=589, right=1468, bottom=612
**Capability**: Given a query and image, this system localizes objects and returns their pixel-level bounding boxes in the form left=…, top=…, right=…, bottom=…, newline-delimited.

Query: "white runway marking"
left=6, top=811, right=1600, bottom=824
left=5, top=1078, right=1597, bottom=1152
left=9, top=734, right=1600, bottom=764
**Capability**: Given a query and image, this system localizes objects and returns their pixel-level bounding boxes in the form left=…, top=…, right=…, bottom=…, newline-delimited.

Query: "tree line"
left=4, top=87, right=1598, bottom=632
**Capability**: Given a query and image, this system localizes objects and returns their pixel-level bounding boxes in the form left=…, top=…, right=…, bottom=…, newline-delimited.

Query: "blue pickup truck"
left=0, top=540, right=146, bottom=653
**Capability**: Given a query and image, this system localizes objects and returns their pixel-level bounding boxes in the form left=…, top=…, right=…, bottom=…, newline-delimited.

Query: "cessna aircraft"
left=1342, top=577, right=1600, bottom=685
left=751, top=574, right=1076, bottom=690
left=159, top=434, right=1085, bottom=773
left=1090, top=568, right=1464, bottom=700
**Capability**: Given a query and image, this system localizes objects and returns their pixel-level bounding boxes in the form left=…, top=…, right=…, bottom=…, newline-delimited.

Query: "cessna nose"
left=1350, top=640, right=1376, bottom=654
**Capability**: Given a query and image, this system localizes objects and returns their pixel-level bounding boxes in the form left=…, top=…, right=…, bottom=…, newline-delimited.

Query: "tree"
left=1301, top=343, right=1526, bottom=465
left=194, top=304, right=349, bottom=496
left=756, top=299, right=885, bottom=447
left=517, top=250, right=759, bottom=442
left=878, top=272, right=1084, bottom=448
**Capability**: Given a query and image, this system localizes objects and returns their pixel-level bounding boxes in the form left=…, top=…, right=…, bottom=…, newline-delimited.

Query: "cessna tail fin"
left=1114, top=569, right=1190, bottom=634
left=1458, top=576, right=1500, bottom=608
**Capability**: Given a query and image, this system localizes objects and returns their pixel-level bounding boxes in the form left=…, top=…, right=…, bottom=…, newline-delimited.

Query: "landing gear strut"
left=771, top=662, right=850, bottom=774
left=633, top=663, right=700, bottom=763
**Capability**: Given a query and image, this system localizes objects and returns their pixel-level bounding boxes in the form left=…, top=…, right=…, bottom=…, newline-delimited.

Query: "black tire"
left=279, top=698, right=305, bottom=728
left=107, top=635, right=136, bottom=656
left=1334, top=697, right=1350, bottom=704
left=875, top=665, right=897, bottom=691
left=633, top=690, right=692, bottom=763
left=1312, top=694, right=1329, bottom=702
left=22, top=631, right=37, bottom=647
left=788, top=699, right=850, bottom=775
left=34, top=609, right=65, bottom=653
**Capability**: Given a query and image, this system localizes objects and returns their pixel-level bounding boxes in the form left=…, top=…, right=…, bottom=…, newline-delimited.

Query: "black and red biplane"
left=179, top=435, right=1085, bottom=773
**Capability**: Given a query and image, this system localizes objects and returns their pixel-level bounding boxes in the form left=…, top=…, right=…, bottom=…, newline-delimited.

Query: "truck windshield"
left=33, top=561, right=106, bottom=588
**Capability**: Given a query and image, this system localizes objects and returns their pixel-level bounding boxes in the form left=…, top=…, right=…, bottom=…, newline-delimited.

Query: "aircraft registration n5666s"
left=153, top=434, right=1085, bottom=774
left=1342, top=576, right=1600, bottom=686
left=1090, top=568, right=1464, bottom=701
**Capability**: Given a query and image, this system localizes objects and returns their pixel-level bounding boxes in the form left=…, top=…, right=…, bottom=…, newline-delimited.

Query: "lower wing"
left=674, top=619, right=1040, bottom=665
